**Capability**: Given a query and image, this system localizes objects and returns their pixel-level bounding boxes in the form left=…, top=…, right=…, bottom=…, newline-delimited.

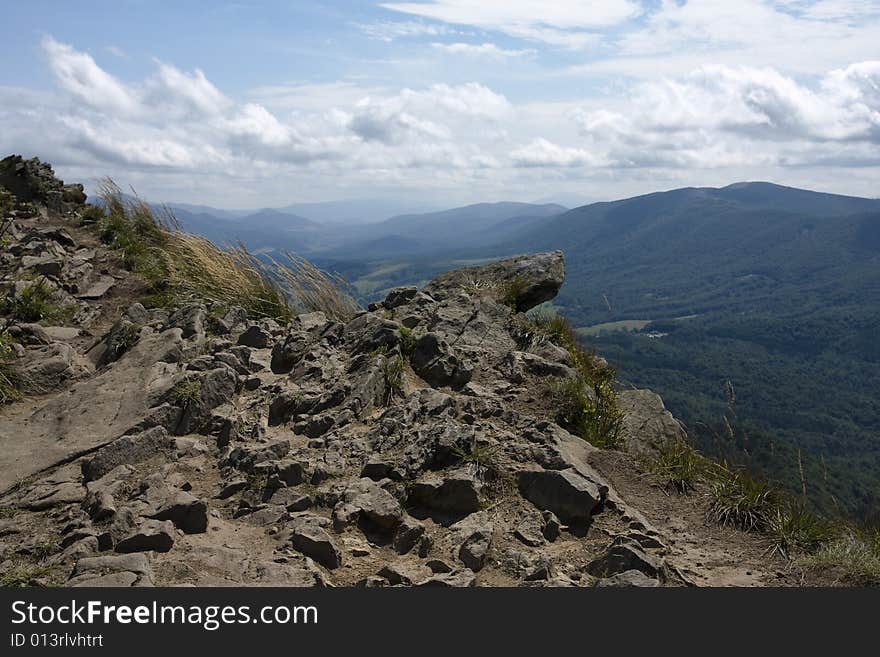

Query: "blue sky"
left=1, top=1, right=878, bottom=207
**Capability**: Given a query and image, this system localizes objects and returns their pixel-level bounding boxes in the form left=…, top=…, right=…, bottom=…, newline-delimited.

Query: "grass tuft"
left=526, top=311, right=624, bottom=449
left=0, top=332, right=23, bottom=404
left=4, top=278, right=71, bottom=324
left=170, top=379, right=202, bottom=408
left=398, top=326, right=417, bottom=358
left=766, top=503, right=838, bottom=559
left=383, top=354, right=405, bottom=403
left=705, top=470, right=778, bottom=532
left=650, top=439, right=715, bottom=493
left=800, top=528, right=880, bottom=586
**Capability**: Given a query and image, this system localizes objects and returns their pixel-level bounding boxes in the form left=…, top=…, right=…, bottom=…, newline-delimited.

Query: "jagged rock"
left=289, top=518, right=342, bottom=569
left=453, top=513, right=493, bottom=572
left=85, top=489, right=117, bottom=522
left=424, top=251, right=565, bottom=312
left=149, top=491, right=208, bottom=534
left=618, top=389, right=688, bottom=457
left=514, top=512, right=547, bottom=547
left=377, top=562, right=430, bottom=586
left=410, top=333, right=473, bottom=388
left=77, top=275, right=115, bottom=300
left=19, top=342, right=91, bottom=390
left=21, top=481, right=85, bottom=510
left=417, top=568, right=477, bottom=587
left=114, top=519, right=175, bottom=553
left=392, top=516, right=427, bottom=554
left=384, top=286, right=419, bottom=309
left=595, top=570, right=661, bottom=588
left=82, top=427, right=173, bottom=482
left=542, top=511, right=562, bottom=541
left=238, top=325, right=271, bottom=348
left=225, top=439, right=290, bottom=472
left=343, top=313, right=400, bottom=354
left=408, top=469, right=482, bottom=514
left=167, top=303, right=207, bottom=339
left=68, top=553, right=154, bottom=587
left=586, top=538, right=666, bottom=580
left=333, top=478, right=403, bottom=530
left=518, top=468, right=607, bottom=524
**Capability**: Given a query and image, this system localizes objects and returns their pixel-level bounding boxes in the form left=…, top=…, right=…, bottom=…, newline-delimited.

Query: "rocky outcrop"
left=0, top=161, right=694, bottom=588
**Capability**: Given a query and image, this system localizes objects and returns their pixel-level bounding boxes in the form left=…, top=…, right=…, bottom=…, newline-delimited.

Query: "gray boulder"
left=517, top=468, right=607, bottom=524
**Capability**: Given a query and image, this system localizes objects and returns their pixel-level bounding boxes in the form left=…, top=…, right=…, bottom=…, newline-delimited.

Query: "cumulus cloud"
left=17, top=37, right=519, bottom=191
left=510, top=138, right=600, bottom=167
left=9, top=34, right=880, bottom=205
left=551, top=62, right=880, bottom=170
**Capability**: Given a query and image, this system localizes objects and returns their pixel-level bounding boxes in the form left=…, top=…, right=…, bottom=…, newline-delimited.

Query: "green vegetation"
left=766, top=503, right=838, bottom=559
left=0, top=564, right=56, bottom=588
left=524, top=311, right=624, bottom=449
left=398, top=326, right=417, bottom=358
left=170, top=379, right=202, bottom=408
left=0, top=188, right=12, bottom=216
left=3, top=278, right=71, bottom=324
left=0, top=332, right=23, bottom=403
left=499, top=276, right=529, bottom=310
left=649, top=438, right=717, bottom=493
left=383, top=354, right=405, bottom=403
left=645, top=438, right=864, bottom=571
left=800, top=529, right=880, bottom=586
left=109, top=322, right=141, bottom=358
left=705, top=470, right=778, bottom=532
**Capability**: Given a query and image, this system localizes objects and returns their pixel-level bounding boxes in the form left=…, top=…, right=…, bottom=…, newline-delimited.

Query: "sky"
left=1, top=0, right=878, bottom=209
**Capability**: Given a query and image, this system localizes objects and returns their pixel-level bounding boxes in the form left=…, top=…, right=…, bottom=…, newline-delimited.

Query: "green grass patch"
left=0, top=564, right=56, bottom=588
left=800, top=528, right=880, bottom=586
left=705, top=469, right=778, bottom=532
left=170, top=379, right=202, bottom=408
left=3, top=278, right=72, bottom=324
left=522, top=311, right=624, bottom=449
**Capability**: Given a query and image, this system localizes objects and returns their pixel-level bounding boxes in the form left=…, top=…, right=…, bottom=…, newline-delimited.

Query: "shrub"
left=548, top=377, right=624, bottom=449
left=499, top=276, right=529, bottom=310
left=529, top=311, right=624, bottom=449
left=0, top=188, right=12, bottom=216
left=109, top=322, right=141, bottom=358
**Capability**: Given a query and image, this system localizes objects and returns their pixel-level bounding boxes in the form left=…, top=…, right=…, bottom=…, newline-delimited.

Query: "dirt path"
left=588, top=450, right=796, bottom=587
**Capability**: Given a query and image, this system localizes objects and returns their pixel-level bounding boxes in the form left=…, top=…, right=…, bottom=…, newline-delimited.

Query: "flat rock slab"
left=77, top=275, right=116, bottom=299
left=0, top=329, right=183, bottom=492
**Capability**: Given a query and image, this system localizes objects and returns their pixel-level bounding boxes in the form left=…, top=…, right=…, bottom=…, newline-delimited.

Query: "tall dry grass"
left=94, top=179, right=359, bottom=323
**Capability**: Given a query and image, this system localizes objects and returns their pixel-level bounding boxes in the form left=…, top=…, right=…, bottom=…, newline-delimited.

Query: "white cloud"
left=8, top=33, right=880, bottom=206
left=431, top=42, right=534, bottom=57
left=42, top=36, right=139, bottom=115
left=511, top=138, right=599, bottom=167
left=381, top=0, right=642, bottom=47
left=552, top=62, right=880, bottom=170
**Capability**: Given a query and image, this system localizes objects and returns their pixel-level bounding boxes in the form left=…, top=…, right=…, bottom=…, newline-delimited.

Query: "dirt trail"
left=588, top=450, right=794, bottom=587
